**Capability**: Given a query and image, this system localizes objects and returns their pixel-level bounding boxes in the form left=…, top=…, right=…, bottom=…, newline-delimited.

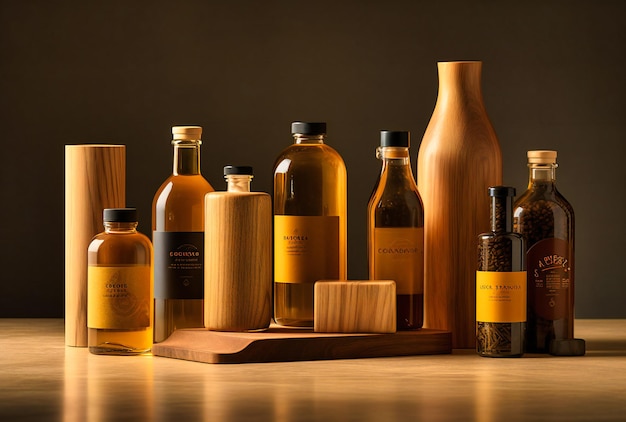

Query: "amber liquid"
left=273, top=138, right=347, bottom=327
left=88, top=225, right=153, bottom=355
left=368, top=150, right=424, bottom=330
left=152, top=145, right=214, bottom=342
left=514, top=166, right=574, bottom=353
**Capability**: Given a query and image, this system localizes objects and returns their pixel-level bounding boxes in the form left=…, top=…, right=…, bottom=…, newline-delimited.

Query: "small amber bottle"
left=88, top=208, right=153, bottom=355
left=368, top=130, right=424, bottom=330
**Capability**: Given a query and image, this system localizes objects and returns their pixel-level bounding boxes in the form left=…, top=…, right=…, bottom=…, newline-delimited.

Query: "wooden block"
left=204, top=192, right=272, bottom=331
left=152, top=325, right=451, bottom=364
left=314, top=280, right=396, bottom=333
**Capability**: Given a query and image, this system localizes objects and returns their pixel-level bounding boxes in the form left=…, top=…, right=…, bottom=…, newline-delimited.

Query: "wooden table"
left=1, top=319, right=625, bottom=421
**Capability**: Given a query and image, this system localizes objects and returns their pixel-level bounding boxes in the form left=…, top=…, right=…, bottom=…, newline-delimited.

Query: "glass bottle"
left=368, top=131, right=424, bottom=330
left=477, top=187, right=526, bottom=357
left=513, top=150, right=575, bottom=353
left=152, top=126, right=214, bottom=342
left=273, top=122, right=347, bottom=327
left=87, top=208, right=153, bottom=355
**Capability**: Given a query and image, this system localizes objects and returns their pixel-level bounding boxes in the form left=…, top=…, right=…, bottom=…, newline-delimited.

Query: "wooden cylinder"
left=204, top=192, right=272, bottom=331
left=65, top=145, right=125, bottom=346
left=417, top=61, right=502, bottom=348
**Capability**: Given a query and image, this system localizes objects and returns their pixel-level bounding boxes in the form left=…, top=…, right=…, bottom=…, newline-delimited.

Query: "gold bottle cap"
left=172, top=126, right=202, bottom=140
left=527, top=150, right=557, bottom=164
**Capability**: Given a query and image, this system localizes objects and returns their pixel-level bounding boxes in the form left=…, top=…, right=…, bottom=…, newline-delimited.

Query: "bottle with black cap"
left=273, top=122, right=347, bottom=327
left=368, top=130, right=424, bottom=330
left=87, top=208, right=153, bottom=355
left=477, top=187, right=526, bottom=357
left=204, top=166, right=272, bottom=331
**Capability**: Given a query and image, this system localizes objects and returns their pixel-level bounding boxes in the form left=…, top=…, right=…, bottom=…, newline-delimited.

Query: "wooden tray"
left=152, top=326, right=452, bottom=364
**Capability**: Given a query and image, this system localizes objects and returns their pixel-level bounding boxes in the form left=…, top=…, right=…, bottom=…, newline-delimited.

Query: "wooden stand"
left=65, top=145, right=125, bottom=347
left=152, top=326, right=452, bottom=364
left=204, top=192, right=272, bottom=331
left=417, top=62, right=502, bottom=348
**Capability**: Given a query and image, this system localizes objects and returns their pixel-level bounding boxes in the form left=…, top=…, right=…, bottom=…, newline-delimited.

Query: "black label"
left=153, top=231, right=204, bottom=299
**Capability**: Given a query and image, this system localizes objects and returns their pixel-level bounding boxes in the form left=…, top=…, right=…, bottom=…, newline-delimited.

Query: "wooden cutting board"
left=152, top=326, right=452, bottom=364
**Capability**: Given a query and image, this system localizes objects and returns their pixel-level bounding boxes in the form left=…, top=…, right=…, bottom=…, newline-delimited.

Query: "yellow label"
left=372, top=227, right=424, bottom=295
left=88, top=266, right=152, bottom=329
left=476, top=271, right=527, bottom=323
left=274, top=215, right=340, bottom=283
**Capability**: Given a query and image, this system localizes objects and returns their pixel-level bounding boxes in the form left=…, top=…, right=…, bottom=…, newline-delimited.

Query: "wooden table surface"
left=1, top=319, right=625, bottom=421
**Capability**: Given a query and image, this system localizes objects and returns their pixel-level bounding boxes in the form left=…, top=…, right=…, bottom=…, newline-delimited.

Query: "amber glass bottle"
left=88, top=208, right=153, bottom=355
left=368, top=131, right=424, bottom=330
left=477, top=187, right=526, bottom=357
left=513, top=150, right=575, bottom=353
left=273, top=122, right=347, bottom=327
left=152, top=126, right=214, bottom=342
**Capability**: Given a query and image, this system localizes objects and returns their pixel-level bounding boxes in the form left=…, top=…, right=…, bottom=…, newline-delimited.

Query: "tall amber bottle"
left=417, top=61, right=502, bottom=348
left=273, top=122, right=347, bottom=327
left=513, top=150, right=576, bottom=353
left=88, top=208, right=153, bottom=355
left=152, top=126, right=214, bottom=342
left=368, top=131, right=424, bottom=330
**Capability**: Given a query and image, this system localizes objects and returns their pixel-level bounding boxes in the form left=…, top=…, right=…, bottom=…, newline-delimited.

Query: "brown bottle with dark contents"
left=513, top=150, right=574, bottom=353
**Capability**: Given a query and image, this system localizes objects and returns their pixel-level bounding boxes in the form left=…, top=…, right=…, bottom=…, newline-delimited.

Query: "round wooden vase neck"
left=418, top=61, right=502, bottom=349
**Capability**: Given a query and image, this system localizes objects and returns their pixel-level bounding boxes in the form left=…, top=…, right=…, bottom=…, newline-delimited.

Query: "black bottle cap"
left=223, top=165, right=254, bottom=176
left=549, top=338, right=586, bottom=356
left=488, top=186, right=516, bottom=197
left=380, top=131, right=410, bottom=147
left=103, top=208, right=137, bottom=223
left=291, top=122, right=326, bottom=135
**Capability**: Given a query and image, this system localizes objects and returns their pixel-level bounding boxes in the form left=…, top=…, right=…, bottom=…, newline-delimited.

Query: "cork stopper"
left=172, top=126, right=202, bottom=140
left=527, top=150, right=557, bottom=164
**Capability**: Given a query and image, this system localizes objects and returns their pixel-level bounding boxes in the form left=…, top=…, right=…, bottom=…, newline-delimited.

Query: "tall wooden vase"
left=417, top=61, right=502, bottom=348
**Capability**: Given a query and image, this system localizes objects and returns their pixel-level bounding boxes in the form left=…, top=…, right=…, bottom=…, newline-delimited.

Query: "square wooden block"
left=314, top=280, right=396, bottom=333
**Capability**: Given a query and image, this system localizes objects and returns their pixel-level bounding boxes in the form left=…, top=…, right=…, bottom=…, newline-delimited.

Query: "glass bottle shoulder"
left=273, top=142, right=346, bottom=173
left=88, top=231, right=152, bottom=266
left=514, top=184, right=573, bottom=220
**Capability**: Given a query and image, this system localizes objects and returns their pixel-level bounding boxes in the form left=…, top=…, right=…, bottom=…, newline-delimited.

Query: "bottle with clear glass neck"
left=88, top=208, right=153, bottom=355
left=273, top=122, right=347, bottom=327
left=152, top=126, right=214, bottom=342
left=368, top=131, right=424, bottom=330
left=513, top=150, right=576, bottom=353
left=224, top=165, right=254, bottom=192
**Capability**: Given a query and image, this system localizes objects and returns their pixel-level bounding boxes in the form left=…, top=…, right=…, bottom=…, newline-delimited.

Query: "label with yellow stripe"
left=476, top=271, right=527, bottom=323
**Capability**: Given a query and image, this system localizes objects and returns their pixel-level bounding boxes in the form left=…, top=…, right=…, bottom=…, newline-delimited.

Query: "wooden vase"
left=417, top=61, right=502, bottom=348
left=204, top=192, right=272, bottom=331
left=65, top=145, right=125, bottom=346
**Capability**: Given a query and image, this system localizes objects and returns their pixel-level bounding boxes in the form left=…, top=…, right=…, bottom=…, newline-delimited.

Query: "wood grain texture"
left=314, top=280, right=396, bottom=333
left=65, top=145, right=125, bottom=347
left=204, top=192, right=272, bottom=331
left=152, top=325, right=451, bottom=364
left=417, top=62, right=502, bottom=348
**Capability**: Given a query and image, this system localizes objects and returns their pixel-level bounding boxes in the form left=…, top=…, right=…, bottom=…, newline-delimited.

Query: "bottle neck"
left=173, top=140, right=201, bottom=175
left=528, top=163, right=557, bottom=188
left=490, top=195, right=513, bottom=233
left=377, top=146, right=411, bottom=171
left=226, top=175, right=253, bottom=192
left=293, top=134, right=325, bottom=145
left=104, top=222, right=138, bottom=233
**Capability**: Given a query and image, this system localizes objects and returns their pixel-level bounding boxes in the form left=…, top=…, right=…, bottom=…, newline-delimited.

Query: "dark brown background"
left=1, top=1, right=624, bottom=318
